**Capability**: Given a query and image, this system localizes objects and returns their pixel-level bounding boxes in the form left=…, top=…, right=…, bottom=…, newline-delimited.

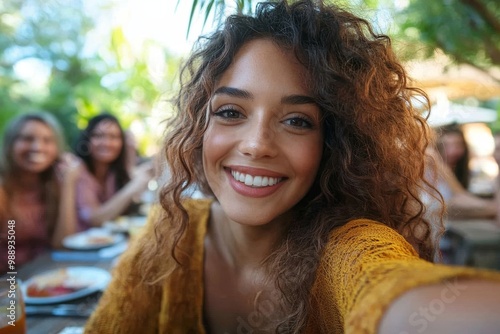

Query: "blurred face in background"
left=440, top=132, right=466, bottom=168
left=12, top=120, right=59, bottom=174
left=89, top=120, right=123, bottom=165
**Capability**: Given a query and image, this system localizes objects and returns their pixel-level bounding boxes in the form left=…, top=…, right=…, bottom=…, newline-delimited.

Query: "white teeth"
left=244, top=174, right=253, bottom=186
left=231, top=170, right=282, bottom=188
left=253, top=176, right=262, bottom=187
left=262, top=177, right=269, bottom=186
left=28, top=153, right=47, bottom=163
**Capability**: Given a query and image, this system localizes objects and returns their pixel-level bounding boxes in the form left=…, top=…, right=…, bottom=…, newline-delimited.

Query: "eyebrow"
left=213, top=86, right=317, bottom=105
left=213, top=86, right=253, bottom=99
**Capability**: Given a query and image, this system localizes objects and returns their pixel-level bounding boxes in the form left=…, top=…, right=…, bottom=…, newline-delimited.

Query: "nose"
left=238, top=120, right=278, bottom=159
left=30, top=137, right=44, bottom=150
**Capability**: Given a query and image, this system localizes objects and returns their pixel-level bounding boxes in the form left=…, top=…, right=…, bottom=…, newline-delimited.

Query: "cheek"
left=89, top=139, right=99, bottom=152
left=291, top=137, right=323, bottom=178
left=47, top=144, right=59, bottom=161
left=12, top=142, right=23, bottom=156
left=115, top=141, right=124, bottom=153
left=11, top=141, right=28, bottom=161
left=202, top=126, right=232, bottom=169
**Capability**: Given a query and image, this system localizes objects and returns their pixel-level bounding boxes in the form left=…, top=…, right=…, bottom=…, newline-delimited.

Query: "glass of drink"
left=0, top=278, right=26, bottom=334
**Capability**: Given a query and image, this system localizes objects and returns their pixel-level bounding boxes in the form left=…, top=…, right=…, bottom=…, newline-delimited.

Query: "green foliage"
left=0, top=0, right=182, bottom=155
left=180, top=0, right=255, bottom=38
left=182, top=0, right=499, bottom=81
left=393, top=0, right=500, bottom=73
left=2, top=0, right=498, bottom=153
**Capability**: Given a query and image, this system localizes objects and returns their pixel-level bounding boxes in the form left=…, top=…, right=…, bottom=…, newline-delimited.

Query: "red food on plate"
left=87, top=235, right=114, bottom=245
left=26, top=284, right=79, bottom=297
left=26, top=268, right=91, bottom=298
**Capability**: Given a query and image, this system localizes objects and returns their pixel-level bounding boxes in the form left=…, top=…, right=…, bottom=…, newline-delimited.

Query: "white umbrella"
left=424, top=102, right=498, bottom=127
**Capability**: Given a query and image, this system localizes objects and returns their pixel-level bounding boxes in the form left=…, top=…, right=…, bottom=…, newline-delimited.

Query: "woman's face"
left=441, top=132, right=466, bottom=167
left=89, top=120, right=123, bottom=164
left=203, top=39, right=324, bottom=226
left=12, top=120, right=59, bottom=174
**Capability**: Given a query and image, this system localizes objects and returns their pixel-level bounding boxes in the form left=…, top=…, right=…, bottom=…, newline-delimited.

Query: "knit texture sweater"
left=84, top=199, right=500, bottom=333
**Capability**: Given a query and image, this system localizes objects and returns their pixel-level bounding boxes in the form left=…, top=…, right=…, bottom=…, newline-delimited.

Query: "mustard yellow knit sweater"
left=84, top=199, right=500, bottom=333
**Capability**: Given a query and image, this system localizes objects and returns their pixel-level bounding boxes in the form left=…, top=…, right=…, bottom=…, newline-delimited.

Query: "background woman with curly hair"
left=85, top=1, right=500, bottom=333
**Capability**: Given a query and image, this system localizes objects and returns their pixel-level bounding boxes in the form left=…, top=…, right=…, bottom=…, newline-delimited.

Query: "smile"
left=27, top=152, right=49, bottom=163
left=230, top=170, right=283, bottom=187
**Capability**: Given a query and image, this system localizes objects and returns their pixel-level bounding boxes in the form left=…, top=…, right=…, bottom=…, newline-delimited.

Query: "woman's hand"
left=130, top=160, right=155, bottom=193
left=52, top=153, right=83, bottom=248
left=56, top=153, right=83, bottom=183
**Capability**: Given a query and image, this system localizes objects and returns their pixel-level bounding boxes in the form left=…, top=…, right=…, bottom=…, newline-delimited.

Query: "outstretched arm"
left=314, top=219, right=500, bottom=333
left=379, top=279, right=500, bottom=334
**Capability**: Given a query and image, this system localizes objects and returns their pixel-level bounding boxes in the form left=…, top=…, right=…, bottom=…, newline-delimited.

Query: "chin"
left=223, top=205, right=287, bottom=227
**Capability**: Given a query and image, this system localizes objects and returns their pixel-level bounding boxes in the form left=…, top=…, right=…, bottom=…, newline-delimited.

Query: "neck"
left=12, top=170, right=43, bottom=190
left=92, top=161, right=110, bottom=183
left=209, top=202, right=288, bottom=271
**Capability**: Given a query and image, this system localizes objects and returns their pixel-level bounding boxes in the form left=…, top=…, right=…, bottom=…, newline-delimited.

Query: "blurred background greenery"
left=1, top=0, right=499, bottom=155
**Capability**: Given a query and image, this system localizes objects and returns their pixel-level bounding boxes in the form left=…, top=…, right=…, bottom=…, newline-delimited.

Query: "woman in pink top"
left=73, top=113, right=153, bottom=231
left=0, top=112, right=80, bottom=272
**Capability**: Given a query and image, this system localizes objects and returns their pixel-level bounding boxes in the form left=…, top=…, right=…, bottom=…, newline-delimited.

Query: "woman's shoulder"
left=330, top=218, right=398, bottom=236
left=70, top=161, right=97, bottom=186
left=182, top=197, right=213, bottom=215
left=326, top=218, right=418, bottom=257
left=145, top=198, right=212, bottom=229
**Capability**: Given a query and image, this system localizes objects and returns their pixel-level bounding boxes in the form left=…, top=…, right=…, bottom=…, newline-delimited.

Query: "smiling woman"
left=202, top=39, right=323, bottom=226
left=0, top=112, right=79, bottom=272
left=85, top=1, right=500, bottom=333
left=69, top=113, right=154, bottom=231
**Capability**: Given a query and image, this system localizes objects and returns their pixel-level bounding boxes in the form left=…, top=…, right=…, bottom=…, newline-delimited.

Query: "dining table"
left=443, top=218, right=500, bottom=270
left=9, top=232, right=130, bottom=334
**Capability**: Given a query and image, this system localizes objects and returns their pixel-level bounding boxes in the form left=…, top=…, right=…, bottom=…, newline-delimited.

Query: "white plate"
left=62, top=228, right=126, bottom=250
left=103, top=216, right=147, bottom=234
left=22, top=266, right=111, bottom=305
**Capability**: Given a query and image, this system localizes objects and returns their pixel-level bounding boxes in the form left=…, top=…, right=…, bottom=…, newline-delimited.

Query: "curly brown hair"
left=142, top=0, right=442, bottom=332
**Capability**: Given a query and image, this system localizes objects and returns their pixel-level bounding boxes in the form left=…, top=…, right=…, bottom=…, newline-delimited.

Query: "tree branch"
left=460, top=0, right=500, bottom=33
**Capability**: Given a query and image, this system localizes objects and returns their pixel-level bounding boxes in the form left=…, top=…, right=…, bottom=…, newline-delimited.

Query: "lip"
left=224, top=166, right=286, bottom=198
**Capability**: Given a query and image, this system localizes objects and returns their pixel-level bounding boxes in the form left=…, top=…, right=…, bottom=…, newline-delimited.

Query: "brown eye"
left=283, top=117, right=313, bottom=129
left=214, top=109, right=242, bottom=119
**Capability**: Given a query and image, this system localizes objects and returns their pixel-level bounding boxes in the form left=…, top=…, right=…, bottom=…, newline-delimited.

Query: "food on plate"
left=26, top=269, right=92, bottom=298
left=103, top=216, right=147, bottom=234
left=86, top=235, right=115, bottom=245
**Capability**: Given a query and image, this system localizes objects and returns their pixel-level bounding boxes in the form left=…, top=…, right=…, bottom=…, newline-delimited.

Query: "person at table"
left=425, top=143, right=498, bottom=220
left=436, top=124, right=470, bottom=190
left=85, top=1, right=500, bottom=333
left=0, top=112, right=81, bottom=272
left=72, top=113, right=153, bottom=231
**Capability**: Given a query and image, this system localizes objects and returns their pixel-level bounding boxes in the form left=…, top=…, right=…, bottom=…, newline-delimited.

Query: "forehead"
left=216, top=39, right=310, bottom=94
left=93, top=120, right=121, bottom=133
left=19, top=120, right=54, bottom=136
left=442, top=132, right=464, bottom=143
